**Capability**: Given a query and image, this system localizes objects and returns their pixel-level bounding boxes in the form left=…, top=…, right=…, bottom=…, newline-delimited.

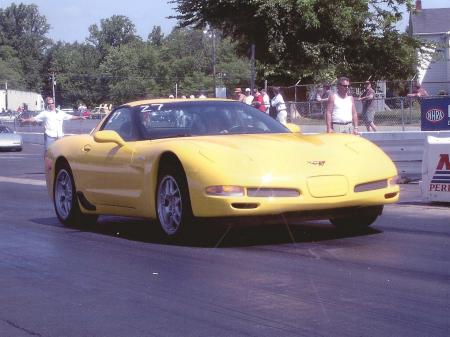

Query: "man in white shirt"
left=244, top=88, right=254, bottom=105
left=326, top=77, right=359, bottom=134
left=20, top=97, right=86, bottom=151
left=271, top=87, right=288, bottom=124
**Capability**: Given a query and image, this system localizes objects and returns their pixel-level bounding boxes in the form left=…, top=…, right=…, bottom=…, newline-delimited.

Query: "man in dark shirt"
left=359, top=81, right=377, bottom=132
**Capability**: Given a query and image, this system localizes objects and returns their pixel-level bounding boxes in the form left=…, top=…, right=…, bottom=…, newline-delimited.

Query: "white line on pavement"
left=0, top=176, right=46, bottom=186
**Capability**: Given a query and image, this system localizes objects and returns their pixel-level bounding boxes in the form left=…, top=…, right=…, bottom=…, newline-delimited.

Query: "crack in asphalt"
left=3, top=319, right=42, bottom=336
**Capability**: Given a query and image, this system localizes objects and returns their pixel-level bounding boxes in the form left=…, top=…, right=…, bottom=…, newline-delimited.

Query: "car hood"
left=183, top=133, right=396, bottom=182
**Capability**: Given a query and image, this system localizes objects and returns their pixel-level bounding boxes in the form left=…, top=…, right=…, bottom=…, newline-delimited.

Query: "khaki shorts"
left=332, top=123, right=354, bottom=133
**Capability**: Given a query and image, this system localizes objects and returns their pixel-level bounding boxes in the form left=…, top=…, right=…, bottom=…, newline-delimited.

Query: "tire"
left=330, top=205, right=383, bottom=229
left=156, top=161, right=193, bottom=238
left=53, top=162, right=98, bottom=226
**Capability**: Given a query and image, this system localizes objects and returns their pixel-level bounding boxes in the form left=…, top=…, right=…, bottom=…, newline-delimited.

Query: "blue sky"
left=0, top=0, right=448, bottom=43
left=0, top=0, right=178, bottom=42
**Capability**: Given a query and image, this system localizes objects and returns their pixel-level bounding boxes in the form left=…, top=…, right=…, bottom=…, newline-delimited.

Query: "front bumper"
left=189, top=184, right=399, bottom=218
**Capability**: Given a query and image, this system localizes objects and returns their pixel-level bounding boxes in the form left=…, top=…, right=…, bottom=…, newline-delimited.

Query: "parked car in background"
left=0, top=125, right=22, bottom=151
left=82, top=109, right=91, bottom=119
left=59, top=107, right=75, bottom=115
left=0, top=110, right=16, bottom=122
left=16, top=111, right=43, bottom=126
left=72, top=108, right=91, bottom=119
left=90, top=103, right=112, bottom=119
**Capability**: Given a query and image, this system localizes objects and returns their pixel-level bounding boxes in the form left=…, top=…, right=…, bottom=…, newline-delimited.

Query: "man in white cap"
left=244, top=88, right=254, bottom=105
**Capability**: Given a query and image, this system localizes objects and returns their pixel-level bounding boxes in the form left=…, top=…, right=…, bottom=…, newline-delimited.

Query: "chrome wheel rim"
left=157, top=175, right=182, bottom=235
left=55, top=169, right=73, bottom=220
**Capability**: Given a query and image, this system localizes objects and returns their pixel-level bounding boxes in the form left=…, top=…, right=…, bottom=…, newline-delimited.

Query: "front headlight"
left=354, top=179, right=388, bottom=193
left=205, top=185, right=245, bottom=196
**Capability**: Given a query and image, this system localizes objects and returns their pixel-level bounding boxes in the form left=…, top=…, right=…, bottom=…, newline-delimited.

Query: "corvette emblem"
left=307, top=161, right=326, bottom=166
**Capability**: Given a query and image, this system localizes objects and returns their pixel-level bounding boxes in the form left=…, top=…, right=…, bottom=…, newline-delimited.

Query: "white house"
left=409, top=0, right=450, bottom=95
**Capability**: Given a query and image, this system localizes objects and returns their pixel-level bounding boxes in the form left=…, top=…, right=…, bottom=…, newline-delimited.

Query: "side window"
left=102, top=108, right=138, bottom=141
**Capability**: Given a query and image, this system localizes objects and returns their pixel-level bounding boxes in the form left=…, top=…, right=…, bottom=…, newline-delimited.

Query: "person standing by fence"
left=326, top=77, right=359, bottom=134
left=244, top=88, right=254, bottom=105
left=252, top=88, right=267, bottom=113
left=359, top=81, right=377, bottom=132
left=408, top=84, right=429, bottom=98
left=234, top=88, right=245, bottom=102
left=271, top=87, right=288, bottom=124
left=260, top=89, right=271, bottom=114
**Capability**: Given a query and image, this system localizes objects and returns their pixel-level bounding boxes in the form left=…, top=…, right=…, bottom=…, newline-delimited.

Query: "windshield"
left=135, top=101, right=289, bottom=140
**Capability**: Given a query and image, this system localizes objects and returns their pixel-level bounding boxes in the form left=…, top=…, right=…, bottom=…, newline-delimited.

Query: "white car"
left=0, top=125, right=22, bottom=151
left=59, top=107, right=75, bottom=115
left=0, top=111, right=16, bottom=122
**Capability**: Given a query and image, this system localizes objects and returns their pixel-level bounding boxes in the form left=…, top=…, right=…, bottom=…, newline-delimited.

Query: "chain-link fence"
left=287, top=96, right=449, bottom=132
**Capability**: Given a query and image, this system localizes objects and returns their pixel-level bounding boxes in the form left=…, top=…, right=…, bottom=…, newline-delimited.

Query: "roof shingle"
left=411, top=8, right=450, bottom=34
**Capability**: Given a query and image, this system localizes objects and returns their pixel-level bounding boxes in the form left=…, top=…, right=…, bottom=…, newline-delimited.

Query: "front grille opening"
left=231, top=203, right=260, bottom=209
left=247, top=188, right=300, bottom=197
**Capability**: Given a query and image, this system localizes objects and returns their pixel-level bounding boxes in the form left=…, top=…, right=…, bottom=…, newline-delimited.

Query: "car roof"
left=125, top=98, right=234, bottom=107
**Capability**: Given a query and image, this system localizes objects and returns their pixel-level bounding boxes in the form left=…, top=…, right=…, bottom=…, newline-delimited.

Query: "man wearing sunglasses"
left=20, top=97, right=86, bottom=152
left=325, top=77, right=359, bottom=134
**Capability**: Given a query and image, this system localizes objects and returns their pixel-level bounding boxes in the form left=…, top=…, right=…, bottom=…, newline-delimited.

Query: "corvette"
left=45, top=99, right=399, bottom=237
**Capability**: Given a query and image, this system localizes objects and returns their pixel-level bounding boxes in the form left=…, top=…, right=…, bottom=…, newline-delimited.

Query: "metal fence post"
left=409, top=97, right=413, bottom=124
left=400, top=97, right=405, bottom=131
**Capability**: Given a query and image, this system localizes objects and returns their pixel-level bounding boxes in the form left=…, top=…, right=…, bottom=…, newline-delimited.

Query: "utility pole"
left=52, top=73, right=56, bottom=105
left=250, top=44, right=256, bottom=92
left=4, top=80, right=8, bottom=111
left=212, top=28, right=216, bottom=98
left=203, top=25, right=217, bottom=98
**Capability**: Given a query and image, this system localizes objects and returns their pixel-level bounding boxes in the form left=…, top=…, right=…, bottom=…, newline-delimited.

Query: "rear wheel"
left=330, top=206, right=383, bottom=229
left=156, top=161, right=193, bottom=238
left=54, top=162, right=98, bottom=226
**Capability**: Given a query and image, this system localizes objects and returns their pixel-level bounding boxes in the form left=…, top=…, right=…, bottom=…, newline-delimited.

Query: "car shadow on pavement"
left=31, top=215, right=381, bottom=248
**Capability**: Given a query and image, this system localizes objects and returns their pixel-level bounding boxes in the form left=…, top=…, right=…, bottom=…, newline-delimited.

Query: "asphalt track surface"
left=0, top=141, right=449, bottom=337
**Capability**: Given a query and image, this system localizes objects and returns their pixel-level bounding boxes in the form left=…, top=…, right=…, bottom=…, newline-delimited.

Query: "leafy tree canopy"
left=171, top=0, right=421, bottom=84
left=148, top=25, right=165, bottom=46
left=0, top=3, right=51, bottom=91
left=87, top=15, right=141, bottom=58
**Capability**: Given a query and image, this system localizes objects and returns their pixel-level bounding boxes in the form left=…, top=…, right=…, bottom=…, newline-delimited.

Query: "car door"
left=77, top=107, right=145, bottom=209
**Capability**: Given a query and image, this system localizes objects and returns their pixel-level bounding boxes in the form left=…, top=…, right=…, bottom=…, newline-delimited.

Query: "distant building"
left=0, top=89, right=44, bottom=112
left=409, top=0, right=450, bottom=95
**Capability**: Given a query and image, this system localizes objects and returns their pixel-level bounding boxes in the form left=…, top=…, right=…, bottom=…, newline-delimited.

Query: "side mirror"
left=285, top=123, right=301, bottom=133
left=93, top=130, right=126, bottom=146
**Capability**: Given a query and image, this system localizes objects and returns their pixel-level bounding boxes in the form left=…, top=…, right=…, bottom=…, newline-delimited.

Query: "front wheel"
left=54, top=163, right=97, bottom=226
left=330, top=206, right=383, bottom=229
left=156, top=163, right=193, bottom=238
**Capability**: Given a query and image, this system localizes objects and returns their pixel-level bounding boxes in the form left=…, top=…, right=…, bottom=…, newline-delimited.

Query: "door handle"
left=83, top=144, right=92, bottom=152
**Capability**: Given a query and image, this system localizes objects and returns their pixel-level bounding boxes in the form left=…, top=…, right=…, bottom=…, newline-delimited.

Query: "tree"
left=170, top=0, right=420, bottom=84
left=100, top=41, right=159, bottom=103
left=0, top=45, right=26, bottom=89
left=157, top=28, right=212, bottom=96
left=148, top=26, right=164, bottom=46
left=46, top=42, right=103, bottom=107
left=0, top=3, right=51, bottom=91
left=158, top=28, right=252, bottom=97
left=87, top=15, right=141, bottom=58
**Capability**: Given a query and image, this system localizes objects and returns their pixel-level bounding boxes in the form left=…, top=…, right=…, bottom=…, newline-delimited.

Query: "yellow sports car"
left=45, top=99, right=399, bottom=237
